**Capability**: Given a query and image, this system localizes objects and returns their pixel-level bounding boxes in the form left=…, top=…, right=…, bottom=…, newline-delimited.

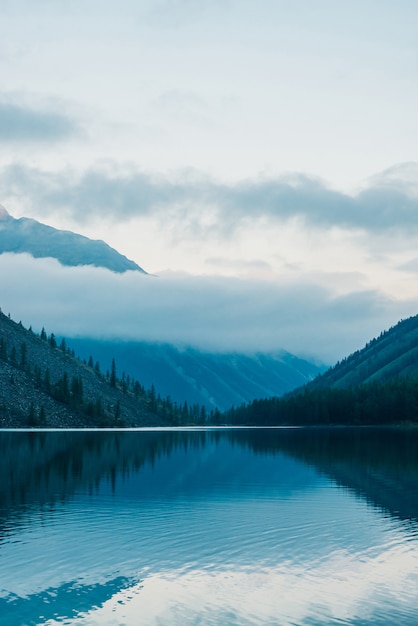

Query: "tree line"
left=224, top=378, right=418, bottom=426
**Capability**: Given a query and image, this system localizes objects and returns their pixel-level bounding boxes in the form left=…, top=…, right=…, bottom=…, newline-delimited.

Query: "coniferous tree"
left=44, top=368, right=51, bottom=393
left=54, top=372, right=70, bottom=403
left=199, top=405, right=207, bottom=424
left=134, top=380, right=141, bottom=399
left=110, top=358, right=117, bottom=388
left=96, top=397, right=103, bottom=417
left=20, top=342, right=27, bottom=370
left=10, top=345, right=17, bottom=366
left=148, top=384, right=157, bottom=412
left=71, top=375, right=84, bottom=406
left=0, top=337, right=7, bottom=360
left=39, top=406, right=46, bottom=425
left=28, top=402, right=36, bottom=426
left=35, top=366, right=42, bottom=388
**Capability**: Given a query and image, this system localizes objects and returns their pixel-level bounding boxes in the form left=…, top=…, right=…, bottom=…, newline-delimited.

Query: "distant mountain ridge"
left=0, top=204, right=146, bottom=273
left=0, top=308, right=324, bottom=428
left=68, top=338, right=324, bottom=411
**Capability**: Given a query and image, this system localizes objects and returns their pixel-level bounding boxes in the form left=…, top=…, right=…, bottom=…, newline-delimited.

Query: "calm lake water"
left=1, top=427, right=418, bottom=625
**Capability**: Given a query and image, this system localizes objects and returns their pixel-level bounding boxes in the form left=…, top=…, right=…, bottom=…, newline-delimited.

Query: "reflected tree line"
left=0, top=429, right=210, bottom=510
left=2, top=427, right=418, bottom=524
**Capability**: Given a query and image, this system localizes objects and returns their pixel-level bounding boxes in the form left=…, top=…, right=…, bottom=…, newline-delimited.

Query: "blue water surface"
left=1, top=427, right=418, bottom=625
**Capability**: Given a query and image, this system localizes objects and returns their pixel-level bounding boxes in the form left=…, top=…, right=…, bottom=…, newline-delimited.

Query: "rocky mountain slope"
left=0, top=204, right=146, bottom=273
left=0, top=309, right=171, bottom=428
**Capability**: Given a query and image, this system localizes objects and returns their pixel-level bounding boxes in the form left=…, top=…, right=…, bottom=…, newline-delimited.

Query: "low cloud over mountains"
left=0, top=253, right=415, bottom=363
left=2, top=161, right=418, bottom=364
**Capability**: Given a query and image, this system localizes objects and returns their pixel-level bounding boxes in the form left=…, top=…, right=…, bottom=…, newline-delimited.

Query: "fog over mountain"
left=1, top=252, right=415, bottom=364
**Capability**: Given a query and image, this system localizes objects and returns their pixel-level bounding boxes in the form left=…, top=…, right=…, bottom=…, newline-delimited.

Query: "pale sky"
left=1, top=0, right=418, bottom=361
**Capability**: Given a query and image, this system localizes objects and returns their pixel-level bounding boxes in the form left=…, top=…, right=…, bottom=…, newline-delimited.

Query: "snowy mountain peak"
left=0, top=208, right=147, bottom=274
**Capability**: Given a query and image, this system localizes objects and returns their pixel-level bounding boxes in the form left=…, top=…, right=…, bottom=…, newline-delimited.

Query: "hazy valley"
left=2, top=209, right=418, bottom=429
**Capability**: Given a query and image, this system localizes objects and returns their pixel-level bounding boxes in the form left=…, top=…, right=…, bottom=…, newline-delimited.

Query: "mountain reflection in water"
left=1, top=427, right=418, bottom=625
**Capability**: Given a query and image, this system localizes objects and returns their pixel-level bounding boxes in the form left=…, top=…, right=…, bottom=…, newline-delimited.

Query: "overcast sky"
left=1, top=0, right=418, bottom=362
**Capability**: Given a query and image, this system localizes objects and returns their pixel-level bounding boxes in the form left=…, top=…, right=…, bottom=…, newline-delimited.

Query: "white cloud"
left=1, top=254, right=416, bottom=363
left=0, top=99, right=80, bottom=142
left=3, top=161, right=418, bottom=302
left=1, top=1, right=418, bottom=187
left=3, top=162, right=418, bottom=236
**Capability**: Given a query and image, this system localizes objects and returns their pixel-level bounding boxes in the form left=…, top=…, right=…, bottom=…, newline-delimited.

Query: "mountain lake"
left=1, top=427, right=418, bottom=625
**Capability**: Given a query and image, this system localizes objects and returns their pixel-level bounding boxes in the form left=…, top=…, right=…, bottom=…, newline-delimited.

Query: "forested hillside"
left=225, top=315, right=418, bottom=426
left=0, top=309, right=209, bottom=428
left=307, top=315, right=418, bottom=390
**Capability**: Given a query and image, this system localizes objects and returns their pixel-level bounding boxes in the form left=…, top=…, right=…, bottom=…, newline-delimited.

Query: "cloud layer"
left=2, top=161, right=418, bottom=236
left=1, top=254, right=415, bottom=363
left=0, top=100, right=80, bottom=142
